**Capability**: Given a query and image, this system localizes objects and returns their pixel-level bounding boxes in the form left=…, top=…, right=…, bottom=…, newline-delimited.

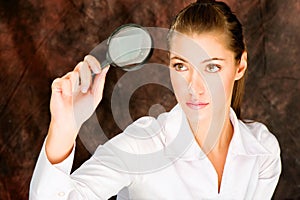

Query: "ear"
left=235, top=51, right=247, bottom=80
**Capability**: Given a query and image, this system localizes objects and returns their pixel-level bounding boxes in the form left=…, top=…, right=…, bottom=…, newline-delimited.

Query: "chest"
left=119, top=156, right=260, bottom=199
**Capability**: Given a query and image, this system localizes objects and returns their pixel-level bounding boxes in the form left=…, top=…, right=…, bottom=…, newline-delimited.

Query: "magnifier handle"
left=100, top=59, right=110, bottom=69
left=88, top=46, right=110, bottom=69
left=91, top=59, right=110, bottom=78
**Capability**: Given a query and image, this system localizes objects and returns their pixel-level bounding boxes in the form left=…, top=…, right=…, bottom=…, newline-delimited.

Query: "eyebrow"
left=170, top=56, right=225, bottom=63
left=170, top=56, right=188, bottom=62
left=201, top=58, right=225, bottom=63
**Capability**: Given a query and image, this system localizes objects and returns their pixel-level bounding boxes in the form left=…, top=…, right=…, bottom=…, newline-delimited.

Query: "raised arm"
left=46, top=55, right=109, bottom=164
left=29, top=55, right=134, bottom=200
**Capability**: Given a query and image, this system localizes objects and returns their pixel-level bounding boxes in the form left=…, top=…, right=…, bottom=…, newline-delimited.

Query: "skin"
left=46, top=55, right=109, bottom=164
left=169, top=31, right=247, bottom=191
left=45, top=31, right=247, bottom=193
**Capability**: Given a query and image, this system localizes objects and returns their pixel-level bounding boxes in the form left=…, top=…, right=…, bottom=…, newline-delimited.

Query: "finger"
left=51, top=72, right=73, bottom=97
left=61, top=78, right=72, bottom=97
left=70, top=71, right=79, bottom=94
left=61, top=72, right=72, bottom=79
left=92, top=66, right=110, bottom=104
left=79, top=61, right=92, bottom=93
left=84, top=55, right=101, bottom=74
left=58, top=72, right=74, bottom=96
left=74, top=61, right=81, bottom=72
left=51, top=78, right=63, bottom=93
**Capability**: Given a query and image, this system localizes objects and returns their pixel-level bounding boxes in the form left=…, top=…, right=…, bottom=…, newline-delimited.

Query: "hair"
left=168, top=0, right=246, bottom=119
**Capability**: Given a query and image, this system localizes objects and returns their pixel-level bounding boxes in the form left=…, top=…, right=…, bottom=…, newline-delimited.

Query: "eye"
left=205, top=63, right=221, bottom=73
left=172, top=63, right=188, bottom=71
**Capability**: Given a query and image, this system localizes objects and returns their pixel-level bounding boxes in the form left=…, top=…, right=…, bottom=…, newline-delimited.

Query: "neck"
left=212, top=117, right=233, bottom=152
left=189, top=110, right=233, bottom=154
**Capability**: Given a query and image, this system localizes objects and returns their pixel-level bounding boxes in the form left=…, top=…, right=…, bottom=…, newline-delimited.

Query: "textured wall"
left=0, top=0, right=299, bottom=199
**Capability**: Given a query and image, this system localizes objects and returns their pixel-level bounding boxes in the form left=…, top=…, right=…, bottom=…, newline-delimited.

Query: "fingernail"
left=103, top=66, right=109, bottom=74
left=95, top=67, right=101, bottom=74
left=82, top=87, right=88, bottom=93
left=93, top=62, right=101, bottom=73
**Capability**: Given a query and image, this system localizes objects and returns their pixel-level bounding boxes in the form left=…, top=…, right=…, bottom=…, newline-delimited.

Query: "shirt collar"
left=228, top=107, right=271, bottom=156
left=163, top=105, right=271, bottom=160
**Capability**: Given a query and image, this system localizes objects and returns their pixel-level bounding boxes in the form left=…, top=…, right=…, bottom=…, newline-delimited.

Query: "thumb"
left=92, top=66, right=110, bottom=105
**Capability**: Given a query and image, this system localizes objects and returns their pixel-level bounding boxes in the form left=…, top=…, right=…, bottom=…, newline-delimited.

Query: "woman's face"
left=169, top=32, right=247, bottom=128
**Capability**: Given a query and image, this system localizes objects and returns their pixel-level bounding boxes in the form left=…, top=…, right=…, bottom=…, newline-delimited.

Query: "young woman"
left=30, top=0, right=281, bottom=199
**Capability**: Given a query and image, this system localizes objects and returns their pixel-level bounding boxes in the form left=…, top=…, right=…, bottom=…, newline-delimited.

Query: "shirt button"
left=58, top=191, right=65, bottom=197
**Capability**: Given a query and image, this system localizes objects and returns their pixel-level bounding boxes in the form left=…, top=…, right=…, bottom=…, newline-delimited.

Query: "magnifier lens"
left=89, top=24, right=152, bottom=72
left=107, top=25, right=152, bottom=71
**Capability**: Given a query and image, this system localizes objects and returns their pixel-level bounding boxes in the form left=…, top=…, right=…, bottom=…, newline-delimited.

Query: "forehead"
left=169, top=32, right=234, bottom=62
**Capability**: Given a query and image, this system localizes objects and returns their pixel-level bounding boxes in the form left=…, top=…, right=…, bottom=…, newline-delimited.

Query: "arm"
left=29, top=141, right=76, bottom=199
left=46, top=55, right=109, bottom=164
left=252, top=136, right=282, bottom=199
left=30, top=55, right=128, bottom=199
left=30, top=141, right=132, bottom=199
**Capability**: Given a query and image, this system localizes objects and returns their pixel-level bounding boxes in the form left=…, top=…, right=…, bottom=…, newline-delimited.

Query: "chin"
left=181, top=103, right=211, bottom=121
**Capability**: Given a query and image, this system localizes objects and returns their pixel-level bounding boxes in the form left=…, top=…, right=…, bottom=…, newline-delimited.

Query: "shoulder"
left=242, top=120, right=281, bottom=156
left=241, top=121, right=282, bottom=177
left=230, top=108, right=281, bottom=156
left=100, top=110, right=172, bottom=155
left=92, top=109, right=179, bottom=173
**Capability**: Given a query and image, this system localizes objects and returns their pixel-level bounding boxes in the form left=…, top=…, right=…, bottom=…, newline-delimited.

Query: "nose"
left=187, top=68, right=205, bottom=97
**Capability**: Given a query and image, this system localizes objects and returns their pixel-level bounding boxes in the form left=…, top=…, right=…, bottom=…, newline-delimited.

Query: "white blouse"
left=30, top=105, right=281, bottom=199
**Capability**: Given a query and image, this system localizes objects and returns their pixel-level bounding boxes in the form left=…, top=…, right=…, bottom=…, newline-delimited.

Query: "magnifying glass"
left=89, top=24, right=153, bottom=71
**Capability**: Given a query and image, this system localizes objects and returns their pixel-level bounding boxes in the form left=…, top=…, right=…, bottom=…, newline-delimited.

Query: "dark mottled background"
left=0, top=0, right=299, bottom=199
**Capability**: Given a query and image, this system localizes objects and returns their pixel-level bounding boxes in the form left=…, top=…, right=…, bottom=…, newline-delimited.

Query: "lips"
left=186, top=101, right=209, bottom=110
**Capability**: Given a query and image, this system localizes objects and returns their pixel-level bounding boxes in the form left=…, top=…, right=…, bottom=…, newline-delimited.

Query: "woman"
left=30, top=0, right=281, bottom=199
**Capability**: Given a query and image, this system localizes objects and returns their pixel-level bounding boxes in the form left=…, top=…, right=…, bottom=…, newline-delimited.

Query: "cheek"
left=170, top=70, right=189, bottom=101
left=220, top=71, right=236, bottom=100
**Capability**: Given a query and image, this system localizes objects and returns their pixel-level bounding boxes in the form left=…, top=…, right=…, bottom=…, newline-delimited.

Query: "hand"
left=46, top=55, right=110, bottom=164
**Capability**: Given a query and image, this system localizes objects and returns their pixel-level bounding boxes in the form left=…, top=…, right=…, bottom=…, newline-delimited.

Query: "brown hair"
left=168, top=0, right=246, bottom=119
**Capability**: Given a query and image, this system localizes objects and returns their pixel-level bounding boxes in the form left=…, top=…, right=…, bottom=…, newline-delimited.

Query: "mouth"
left=186, top=101, right=209, bottom=110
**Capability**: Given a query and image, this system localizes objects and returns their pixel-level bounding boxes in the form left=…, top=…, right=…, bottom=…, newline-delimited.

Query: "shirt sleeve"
left=29, top=139, right=132, bottom=200
left=252, top=132, right=282, bottom=200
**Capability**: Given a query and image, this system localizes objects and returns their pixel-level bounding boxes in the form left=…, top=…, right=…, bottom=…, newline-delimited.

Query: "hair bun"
left=196, top=0, right=216, bottom=3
